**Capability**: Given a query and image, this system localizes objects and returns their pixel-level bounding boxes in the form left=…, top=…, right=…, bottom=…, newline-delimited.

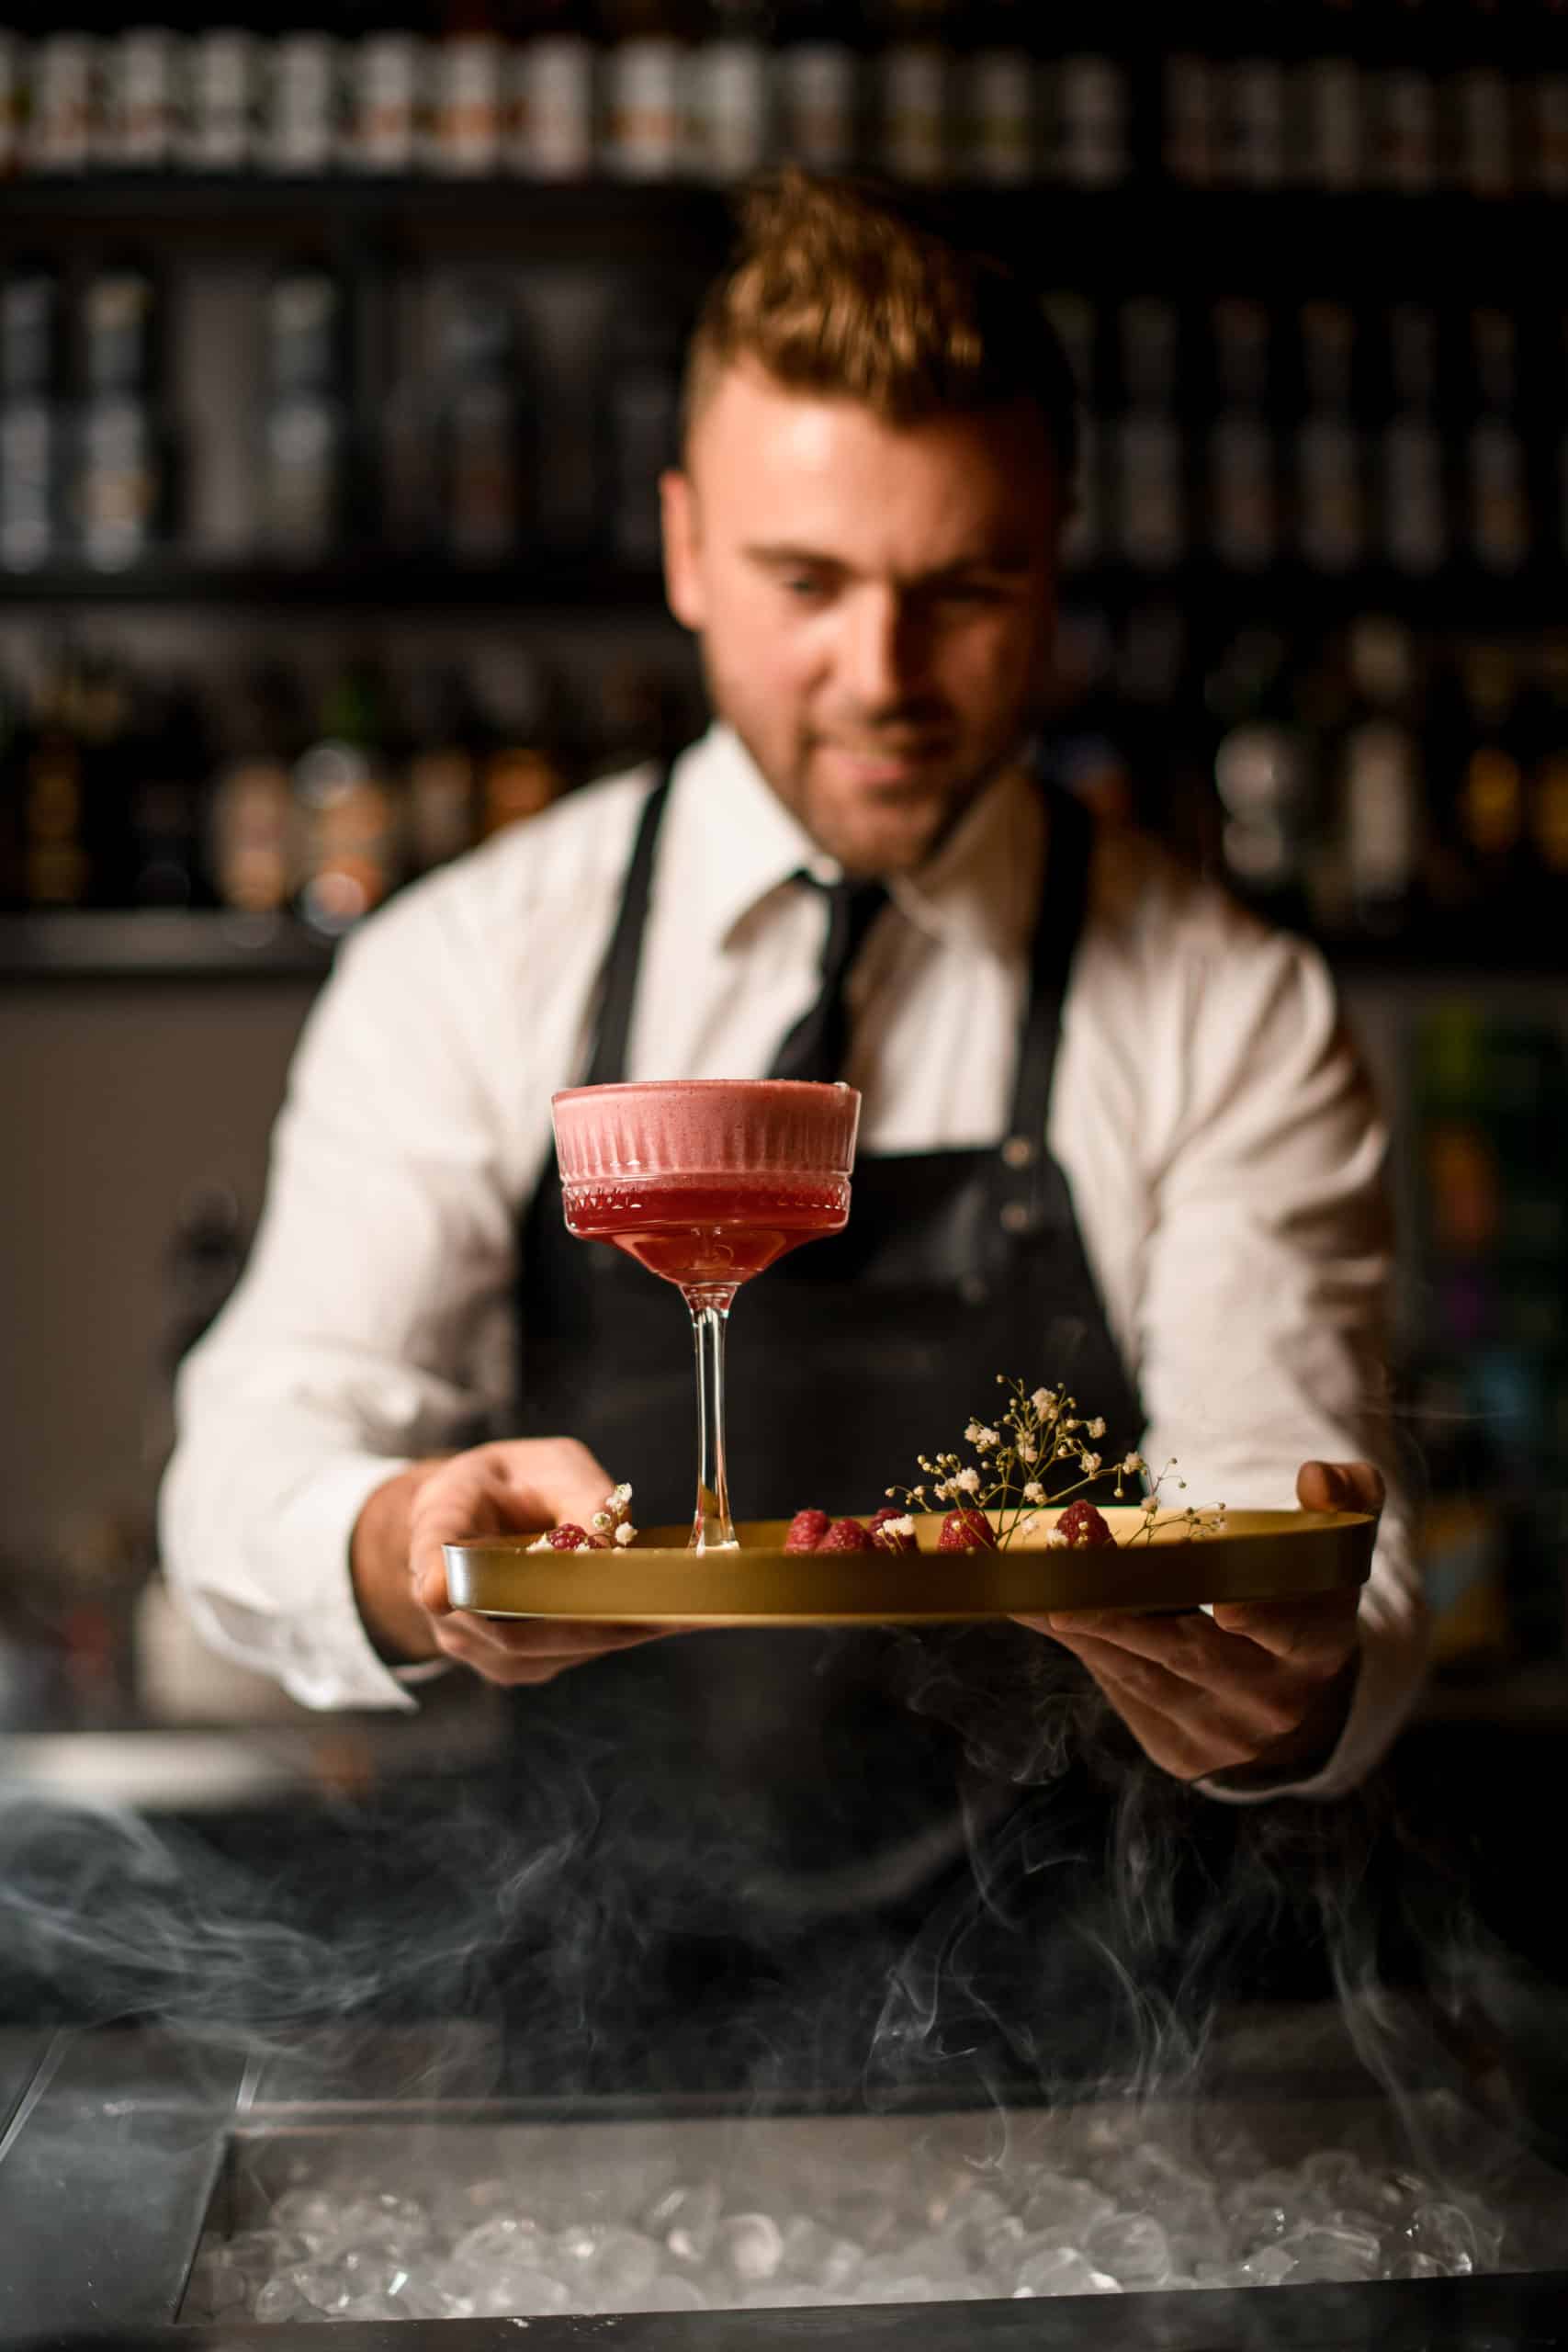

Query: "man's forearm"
left=350, top=1459, right=450, bottom=1665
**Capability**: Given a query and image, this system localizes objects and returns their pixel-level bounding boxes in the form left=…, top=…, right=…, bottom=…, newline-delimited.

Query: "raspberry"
left=868, top=1506, right=918, bottom=1555
left=1055, top=1500, right=1113, bottom=1548
left=543, top=1523, right=607, bottom=1552
left=938, top=1507, right=998, bottom=1552
left=818, top=1517, right=875, bottom=1552
left=784, top=1508, right=831, bottom=1554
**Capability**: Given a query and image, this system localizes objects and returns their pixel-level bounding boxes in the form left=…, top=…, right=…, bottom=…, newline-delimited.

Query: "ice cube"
left=1016, top=2171, right=1115, bottom=2242
left=1237, top=2243, right=1297, bottom=2287
left=1280, top=2222, right=1382, bottom=2284
left=779, top=2214, right=865, bottom=2294
left=637, top=2275, right=708, bottom=2312
left=1084, top=2211, right=1171, bottom=2289
left=1015, top=2245, right=1120, bottom=2297
left=1405, top=2199, right=1483, bottom=2274
left=646, top=2179, right=722, bottom=2266
left=718, top=2211, right=784, bottom=2285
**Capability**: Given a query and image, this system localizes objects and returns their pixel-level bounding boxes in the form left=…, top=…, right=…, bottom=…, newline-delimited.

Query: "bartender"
left=161, top=172, right=1423, bottom=2082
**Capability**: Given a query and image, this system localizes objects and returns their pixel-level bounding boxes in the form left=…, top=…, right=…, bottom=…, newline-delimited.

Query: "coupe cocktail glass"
left=550, top=1080, right=860, bottom=1550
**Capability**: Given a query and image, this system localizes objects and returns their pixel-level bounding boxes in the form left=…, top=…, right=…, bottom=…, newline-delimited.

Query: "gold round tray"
left=443, top=1506, right=1376, bottom=1626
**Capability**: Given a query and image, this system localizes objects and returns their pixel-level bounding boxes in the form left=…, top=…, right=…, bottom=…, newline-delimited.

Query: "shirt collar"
left=668, top=721, right=1045, bottom=964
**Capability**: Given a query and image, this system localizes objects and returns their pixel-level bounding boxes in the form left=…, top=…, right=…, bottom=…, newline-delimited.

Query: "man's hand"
left=1012, top=1461, right=1384, bottom=1785
left=353, top=1438, right=674, bottom=1688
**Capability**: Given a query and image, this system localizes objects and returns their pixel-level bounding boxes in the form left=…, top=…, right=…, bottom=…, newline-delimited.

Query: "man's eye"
left=782, top=575, right=828, bottom=601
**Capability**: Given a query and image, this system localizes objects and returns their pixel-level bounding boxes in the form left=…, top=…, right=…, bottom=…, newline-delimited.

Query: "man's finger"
left=1209, top=1585, right=1360, bottom=1664
left=1043, top=1622, right=1305, bottom=1748
left=1296, top=1458, right=1385, bottom=1517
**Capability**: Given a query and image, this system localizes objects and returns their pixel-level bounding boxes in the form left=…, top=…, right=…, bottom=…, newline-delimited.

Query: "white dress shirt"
left=160, top=723, right=1427, bottom=1797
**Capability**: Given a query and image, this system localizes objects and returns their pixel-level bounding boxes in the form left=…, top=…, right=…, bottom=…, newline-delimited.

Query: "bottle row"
left=0, top=641, right=699, bottom=928
left=3, top=17, right=1567, bottom=196
left=1060, top=608, right=1568, bottom=945
left=6, top=611, right=1568, bottom=943
left=6, top=260, right=1568, bottom=580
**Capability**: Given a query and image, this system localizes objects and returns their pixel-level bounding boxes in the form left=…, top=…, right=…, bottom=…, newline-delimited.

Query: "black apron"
left=498, top=763, right=1147, bottom=2091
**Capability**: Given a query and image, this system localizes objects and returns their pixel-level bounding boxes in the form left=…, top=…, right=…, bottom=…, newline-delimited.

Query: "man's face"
left=661, top=363, right=1061, bottom=876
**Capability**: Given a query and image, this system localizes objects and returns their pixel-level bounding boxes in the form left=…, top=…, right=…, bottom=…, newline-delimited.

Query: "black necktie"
left=766, top=872, right=889, bottom=1083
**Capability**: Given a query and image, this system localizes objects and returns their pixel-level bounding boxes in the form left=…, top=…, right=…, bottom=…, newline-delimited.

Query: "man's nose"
left=840, top=589, right=928, bottom=713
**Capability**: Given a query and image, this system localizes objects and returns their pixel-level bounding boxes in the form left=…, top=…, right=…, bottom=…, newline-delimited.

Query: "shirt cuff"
left=265, top=1451, right=430, bottom=1713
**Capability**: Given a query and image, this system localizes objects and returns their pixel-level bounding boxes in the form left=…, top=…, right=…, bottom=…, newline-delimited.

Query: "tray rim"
left=443, top=1506, right=1377, bottom=1626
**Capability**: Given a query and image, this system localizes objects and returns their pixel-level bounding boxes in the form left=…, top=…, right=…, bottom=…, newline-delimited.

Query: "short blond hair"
left=682, top=169, right=1079, bottom=492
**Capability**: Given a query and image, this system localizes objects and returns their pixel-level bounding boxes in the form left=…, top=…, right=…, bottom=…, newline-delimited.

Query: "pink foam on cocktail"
left=551, top=1080, right=860, bottom=1185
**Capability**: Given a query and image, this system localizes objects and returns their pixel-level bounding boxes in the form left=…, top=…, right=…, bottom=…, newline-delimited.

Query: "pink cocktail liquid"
left=563, top=1171, right=850, bottom=1287
left=551, top=1080, right=860, bottom=1298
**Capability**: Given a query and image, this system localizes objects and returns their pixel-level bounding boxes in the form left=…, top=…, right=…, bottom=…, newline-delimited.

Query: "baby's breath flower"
left=885, top=1514, right=915, bottom=1540
left=1064, top=1417, right=1080, bottom=1431
left=964, top=1420, right=983, bottom=1444
left=591, top=1511, right=611, bottom=1532
left=1079, top=1452, right=1102, bottom=1476
left=614, top=1522, right=635, bottom=1547
left=1142, top=1496, right=1161, bottom=1517
left=1023, top=1481, right=1044, bottom=1504
left=954, top=1465, right=980, bottom=1495
left=1122, top=1453, right=1145, bottom=1476
left=1046, top=1528, right=1068, bottom=1549
left=1032, top=1388, right=1053, bottom=1413
left=1088, top=1418, right=1107, bottom=1439
left=1017, top=1439, right=1038, bottom=1464
left=974, top=1426, right=1000, bottom=1452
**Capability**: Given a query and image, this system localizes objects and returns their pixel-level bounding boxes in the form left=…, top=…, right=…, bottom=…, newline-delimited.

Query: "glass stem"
left=684, top=1288, right=738, bottom=1551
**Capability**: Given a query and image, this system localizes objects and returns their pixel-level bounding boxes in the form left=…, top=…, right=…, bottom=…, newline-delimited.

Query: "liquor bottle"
left=1534, top=68, right=1568, bottom=196
left=602, top=0, right=694, bottom=180
left=1379, top=302, right=1448, bottom=577
left=434, top=277, right=533, bottom=561
left=1207, top=297, right=1277, bottom=572
left=1, top=266, right=63, bottom=571
left=1164, top=51, right=1217, bottom=187
left=350, top=5, right=428, bottom=173
left=1044, top=292, right=1100, bottom=572
left=690, top=0, right=773, bottom=185
left=1374, top=62, right=1438, bottom=195
left=1466, top=309, right=1529, bottom=576
left=1055, top=50, right=1128, bottom=189
left=509, top=0, right=598, bottom=180
left=434, top=0, right=507, bottom=174
left=964, top=0, right=1037, bottom=187
left=17, top=650, right=91, bottom=908
left=1455, top=642, right=1526, bottom=914
left=1450, top=59, right=1515, bottom=200
left=1340, top=613, right=1424, bottom=936
left=125, top=680, right=213, bottom=909
left=0, top=30, right=22, bottom=178
left=1294, top=300, right=1365, bottom=575
left=471, top=647, right=570, bottom=833
left=1292, top=21, right=1362, bottom=193
left=872, top=0, right=952, bottom=186
left=1111, top=299, right=1185, bottom=573
left=76, top=262, right=172, bottom=572
left=293, top=662, right=405, bottom=935
left=183, top=25, right=260, bottom=170
left=28, top=30, right=99, bottom=173
left=209, top=667, right=302, bottom=915
left=265, top=10, right=343, bottom=174
left=403, top=666, right=482, bottom=874
left=103, top=20, right=184, bottom=170
left=776, top=0, right=860, bottom=174
left=260, top=264, right=348, bottom=560
left=1527, top=636, right=1568, bottom=900
left=1227, top=45, right=1288, bottom=190
left=1206, top=624, right=1316, bottom=927
left=603, top=296, right=684, bottom=564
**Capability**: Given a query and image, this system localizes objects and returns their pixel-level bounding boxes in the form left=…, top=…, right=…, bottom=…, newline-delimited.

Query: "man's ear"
left=660, top=469, right=705, bottom=633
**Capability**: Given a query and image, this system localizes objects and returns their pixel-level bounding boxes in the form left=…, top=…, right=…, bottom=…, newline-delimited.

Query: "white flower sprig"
left=886, top=1377, right=1225, bottom=1550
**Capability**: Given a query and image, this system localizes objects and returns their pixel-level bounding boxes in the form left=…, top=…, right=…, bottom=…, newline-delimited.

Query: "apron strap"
left=581, top=764, right=675, bottom=1088
left=992, top=785, right=1092, bottom=1233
